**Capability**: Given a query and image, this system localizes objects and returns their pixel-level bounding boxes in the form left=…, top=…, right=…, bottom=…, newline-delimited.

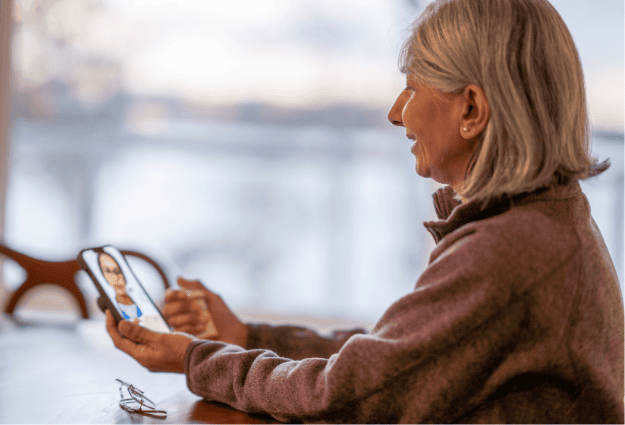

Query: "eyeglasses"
left=102, top=266, right=123, bottom=275
left=116, top=379, right=167, bottom=418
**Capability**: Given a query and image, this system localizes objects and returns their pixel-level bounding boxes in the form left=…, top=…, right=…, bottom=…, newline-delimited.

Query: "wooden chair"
left=1, top=245, right=171, bottom=319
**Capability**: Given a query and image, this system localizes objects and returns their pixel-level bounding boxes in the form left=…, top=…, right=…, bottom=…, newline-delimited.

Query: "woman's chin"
left=414, top=162, right=429, bottom=179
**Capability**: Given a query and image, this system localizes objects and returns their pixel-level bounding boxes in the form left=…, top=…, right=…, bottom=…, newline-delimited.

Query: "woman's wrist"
left=233, top=323, right=249, bottom=348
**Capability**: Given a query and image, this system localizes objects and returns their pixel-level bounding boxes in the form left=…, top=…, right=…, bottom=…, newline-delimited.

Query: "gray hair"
left=400, top=0, right=609, bottom=201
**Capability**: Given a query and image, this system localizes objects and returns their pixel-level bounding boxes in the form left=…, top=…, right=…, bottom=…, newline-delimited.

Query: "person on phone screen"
left=98, top=253, right=142, bottom=321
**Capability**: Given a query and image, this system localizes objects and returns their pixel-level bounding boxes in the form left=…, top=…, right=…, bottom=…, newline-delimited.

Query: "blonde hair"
left=399, top=0, right=609, bottom=201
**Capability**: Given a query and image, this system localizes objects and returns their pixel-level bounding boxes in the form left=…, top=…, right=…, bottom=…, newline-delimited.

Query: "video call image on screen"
left=82, top=247, right=170, bottom=333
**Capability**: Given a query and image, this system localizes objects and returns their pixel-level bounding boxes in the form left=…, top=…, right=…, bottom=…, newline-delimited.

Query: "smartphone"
left=77, top=245, right=171, bottom=333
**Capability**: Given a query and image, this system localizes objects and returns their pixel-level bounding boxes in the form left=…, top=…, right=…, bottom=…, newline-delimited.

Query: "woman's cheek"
left=413, top=143, right=430, bottom=177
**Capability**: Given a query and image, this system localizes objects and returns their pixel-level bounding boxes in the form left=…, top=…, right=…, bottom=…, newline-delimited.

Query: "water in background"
left=3, top=116, right=623, bottom=321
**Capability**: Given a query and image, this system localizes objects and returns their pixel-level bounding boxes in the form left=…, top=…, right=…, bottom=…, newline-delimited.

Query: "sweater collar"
left=423, top=183, right=582, bottom=244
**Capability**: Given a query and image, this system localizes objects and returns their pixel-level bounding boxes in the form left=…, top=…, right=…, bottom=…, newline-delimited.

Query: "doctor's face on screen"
left=99, top=253, right=131, bottom=303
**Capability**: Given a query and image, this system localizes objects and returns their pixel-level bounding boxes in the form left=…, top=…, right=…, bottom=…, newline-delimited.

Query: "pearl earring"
left=462, top=127, right=468, bottom=132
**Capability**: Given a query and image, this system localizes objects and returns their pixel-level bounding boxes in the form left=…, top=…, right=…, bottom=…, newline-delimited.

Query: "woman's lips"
left=407, top=135, right=417, bottom=153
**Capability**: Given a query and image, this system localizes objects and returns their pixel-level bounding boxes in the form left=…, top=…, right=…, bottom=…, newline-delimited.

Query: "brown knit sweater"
left=184, top=182, right=624, bottom=423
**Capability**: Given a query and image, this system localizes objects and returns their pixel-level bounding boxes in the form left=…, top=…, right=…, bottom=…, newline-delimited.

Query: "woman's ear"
left=460, top=84, right=490, bottom=139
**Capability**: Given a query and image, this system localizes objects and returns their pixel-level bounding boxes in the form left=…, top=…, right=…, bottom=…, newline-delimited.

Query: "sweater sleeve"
left=245, top=323, right=366, bottom=360
left=183, top=216, right=580, bottom=423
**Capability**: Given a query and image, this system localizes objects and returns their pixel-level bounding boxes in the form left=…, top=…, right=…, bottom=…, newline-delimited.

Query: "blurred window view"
left=2, top=0, right=623, bottom=321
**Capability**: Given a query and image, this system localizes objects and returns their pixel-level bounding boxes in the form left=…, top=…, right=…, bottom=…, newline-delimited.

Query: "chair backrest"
left=1, top=245, right=170, bottom=319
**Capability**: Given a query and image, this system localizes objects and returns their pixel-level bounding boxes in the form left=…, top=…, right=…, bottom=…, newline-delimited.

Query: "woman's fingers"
left=177, top=277, right=216, bottom=297
left=104, top=310, right=196, bottom=374
left=118, top=317, right=158, bottom=345
left=163, top=285, right=212, bottom=328
left=163, top=278, right=220, bottom=339
left=164, top=288, right=200, bottom=304
left=166, top=312, right=201, bottom=328
left=106, top=311, right=141, bottom=356
left=163, top=298, right=203, bottom=319
left=105, top=310, right=122, bottom=343
left=162, top=299, right=192, bottom=317
left=163, top=301, right=210, bottom=335
left=164, top=289, right=185, bottom=303
left=175, top=323, right=206, bottom=335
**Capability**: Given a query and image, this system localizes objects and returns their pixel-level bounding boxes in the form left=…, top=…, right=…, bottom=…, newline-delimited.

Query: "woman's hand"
left=105, top=310, right=196, bottom=373
left=162, top=277, right=248, bottom=347
left=162, top=277, right=218, bottom=339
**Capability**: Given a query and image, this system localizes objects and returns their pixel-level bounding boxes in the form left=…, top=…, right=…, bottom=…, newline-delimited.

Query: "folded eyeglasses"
left=116, top=378, right=167, bottom=418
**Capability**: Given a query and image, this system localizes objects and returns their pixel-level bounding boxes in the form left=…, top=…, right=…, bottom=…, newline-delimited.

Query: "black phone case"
left=76, top=245, right=171, bottom=331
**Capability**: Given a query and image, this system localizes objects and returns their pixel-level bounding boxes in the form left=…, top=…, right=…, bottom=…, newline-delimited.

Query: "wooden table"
left=0, top=313, right=277, bottom=424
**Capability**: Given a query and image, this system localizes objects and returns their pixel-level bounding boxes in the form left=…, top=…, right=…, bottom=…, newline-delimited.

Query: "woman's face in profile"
left=388, top=76, right=478, bottom=187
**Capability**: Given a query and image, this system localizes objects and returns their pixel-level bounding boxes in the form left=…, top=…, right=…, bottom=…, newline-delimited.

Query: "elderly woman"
left=105, top=0, right=624, bottom=422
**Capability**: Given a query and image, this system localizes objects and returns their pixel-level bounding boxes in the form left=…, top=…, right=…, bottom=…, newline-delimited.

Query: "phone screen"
left=78, top=246, right=170, bottom=333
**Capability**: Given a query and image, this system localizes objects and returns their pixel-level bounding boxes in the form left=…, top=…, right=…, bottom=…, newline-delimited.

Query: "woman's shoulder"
left=488, top=184, right=583, bottom=248
left=427, top=184, right=586, bottom=291
left=437, top=183, right=582, bottom=243
left=485, top=183, right=582, bottom=236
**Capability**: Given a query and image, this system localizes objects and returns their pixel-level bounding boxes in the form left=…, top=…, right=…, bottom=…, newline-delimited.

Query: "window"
left=4, top=0, right=623, bottom=321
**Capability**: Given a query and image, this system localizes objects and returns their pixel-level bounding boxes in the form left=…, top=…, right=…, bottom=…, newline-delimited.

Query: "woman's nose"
left=388, top=97, right=404, bottom=127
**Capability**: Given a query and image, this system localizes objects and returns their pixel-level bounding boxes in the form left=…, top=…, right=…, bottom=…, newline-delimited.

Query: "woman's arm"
left=112, top=209, right=588, bottom=423
left=182, top=214, right=584, bottom=423
left=245, top=323, right=366, bottom=360
left=163, top=278, right=365, bottom=358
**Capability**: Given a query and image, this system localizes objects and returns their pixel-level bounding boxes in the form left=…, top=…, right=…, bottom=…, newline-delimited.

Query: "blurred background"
left=0, top=0, right=623, bottom=324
